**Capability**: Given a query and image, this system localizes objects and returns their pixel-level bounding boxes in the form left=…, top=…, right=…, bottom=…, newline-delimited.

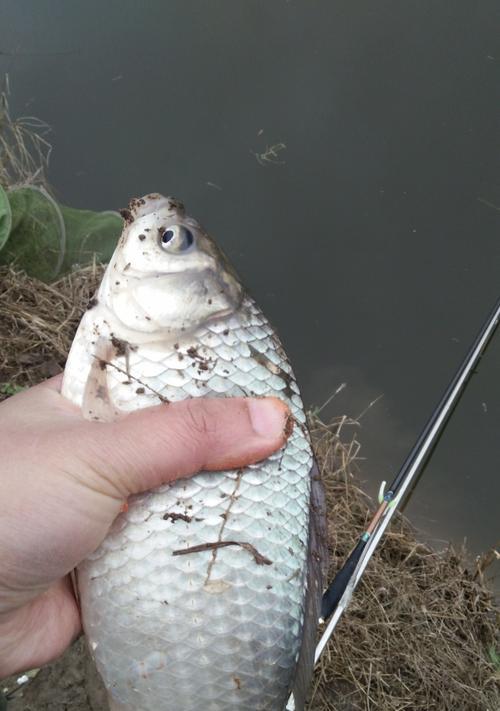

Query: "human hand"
left=0, top=376, right=290, bottom=677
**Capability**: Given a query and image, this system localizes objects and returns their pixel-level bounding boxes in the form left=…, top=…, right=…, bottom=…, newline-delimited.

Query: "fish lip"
left=113, top=266, right=209, bottom=281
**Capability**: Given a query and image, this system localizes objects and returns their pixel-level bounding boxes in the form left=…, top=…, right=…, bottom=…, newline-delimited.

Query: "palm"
left=0, top=577, right=81, bottom=673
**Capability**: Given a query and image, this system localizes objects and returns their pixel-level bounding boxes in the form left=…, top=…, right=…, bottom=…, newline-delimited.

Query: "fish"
left=61, top=193, right=327, bottom=711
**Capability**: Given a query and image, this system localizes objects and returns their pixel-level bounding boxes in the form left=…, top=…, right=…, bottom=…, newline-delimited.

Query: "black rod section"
left=320, top=297, right=500, bottom=624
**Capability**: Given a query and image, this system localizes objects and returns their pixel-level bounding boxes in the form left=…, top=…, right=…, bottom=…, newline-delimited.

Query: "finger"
left=39, top=372, right=64, bottom=391
left=81, top=396, right=292, bottom=498
left=20, top=373, right=64, bottom=395
left=1, top=374, right=80, bottom=426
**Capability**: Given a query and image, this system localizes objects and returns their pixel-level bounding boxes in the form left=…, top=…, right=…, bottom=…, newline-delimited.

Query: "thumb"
left=1, top=388, right=293, bottom=591
left=74, top=396, right=292, bottom=500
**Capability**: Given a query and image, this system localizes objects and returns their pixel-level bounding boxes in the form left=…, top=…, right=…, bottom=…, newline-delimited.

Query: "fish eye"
left=159, top=225, right=194, bottom=253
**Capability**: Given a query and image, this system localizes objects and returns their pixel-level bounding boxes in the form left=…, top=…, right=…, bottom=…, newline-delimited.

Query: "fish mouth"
left=116, top=267, right=201, bottom=280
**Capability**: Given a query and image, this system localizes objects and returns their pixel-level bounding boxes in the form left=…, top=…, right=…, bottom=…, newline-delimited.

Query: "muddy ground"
left=3, top=640, right=105, bottom=711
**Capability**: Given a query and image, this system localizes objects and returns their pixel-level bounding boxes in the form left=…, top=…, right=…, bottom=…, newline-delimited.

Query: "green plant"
left=0, top=382, right=27, bottom=396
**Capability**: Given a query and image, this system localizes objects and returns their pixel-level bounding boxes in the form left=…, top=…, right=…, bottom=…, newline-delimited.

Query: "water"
left=1, top=0, right=499, bottom=578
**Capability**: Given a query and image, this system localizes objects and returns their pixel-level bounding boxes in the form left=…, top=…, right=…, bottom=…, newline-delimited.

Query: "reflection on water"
left=1, top=0, right=498, bottom=579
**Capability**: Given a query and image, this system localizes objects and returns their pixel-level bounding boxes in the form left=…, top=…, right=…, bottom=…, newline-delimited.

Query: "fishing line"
left=320, top=296, right=500, bottom=628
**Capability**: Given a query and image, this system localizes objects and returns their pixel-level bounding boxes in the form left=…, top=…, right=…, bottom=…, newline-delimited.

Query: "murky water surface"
left=1, top=1, right=499, bottom=576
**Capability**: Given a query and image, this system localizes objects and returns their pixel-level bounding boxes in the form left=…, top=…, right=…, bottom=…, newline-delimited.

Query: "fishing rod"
left=286, top=296, right=500, bottom=711
left=318, top=297, right=500, bottom=651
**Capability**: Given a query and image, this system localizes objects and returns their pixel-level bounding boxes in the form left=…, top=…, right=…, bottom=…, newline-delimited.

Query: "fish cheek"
left=109, top=289, right=159, bottom=333
left=128, top=272, right=240, bottom=331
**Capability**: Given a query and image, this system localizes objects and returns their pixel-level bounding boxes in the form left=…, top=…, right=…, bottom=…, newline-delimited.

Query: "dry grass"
left=0, top=264, right=498, bottom=710
left=0, top=78, right=51, bottom=189
left=307, top=416, right=499, bottom=710
left=0, top=263, right=103, bottom=393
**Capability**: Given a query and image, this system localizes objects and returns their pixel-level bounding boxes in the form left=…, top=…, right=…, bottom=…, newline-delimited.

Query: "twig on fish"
left=94, top=356, right=170, bottom=403
left=205, top=471, right=243, bottom=583
left=172, top=540, right=273, bottom=566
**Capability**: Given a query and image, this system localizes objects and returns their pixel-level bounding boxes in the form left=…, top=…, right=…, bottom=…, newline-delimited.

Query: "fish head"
left=99, top=194, right=243, bottom=336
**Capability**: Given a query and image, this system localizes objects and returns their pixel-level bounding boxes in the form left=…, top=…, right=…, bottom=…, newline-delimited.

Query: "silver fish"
left=62, top=194, right=326, bottom=711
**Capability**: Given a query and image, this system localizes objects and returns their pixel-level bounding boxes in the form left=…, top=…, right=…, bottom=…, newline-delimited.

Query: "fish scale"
left=62, top=194, right=324, bottom=711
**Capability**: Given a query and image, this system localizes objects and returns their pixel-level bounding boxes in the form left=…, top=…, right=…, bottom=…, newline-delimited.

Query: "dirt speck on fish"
left=62, top=193, right=327, bottom=711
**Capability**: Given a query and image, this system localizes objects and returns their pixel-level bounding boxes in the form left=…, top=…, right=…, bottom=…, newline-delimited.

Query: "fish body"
left=62, top=194, right=325, bottom=711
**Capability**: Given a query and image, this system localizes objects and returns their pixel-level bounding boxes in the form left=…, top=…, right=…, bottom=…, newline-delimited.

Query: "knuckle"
left=73, top=435, right=127, bottom=498
left=181, top=398, right=218, bottom=439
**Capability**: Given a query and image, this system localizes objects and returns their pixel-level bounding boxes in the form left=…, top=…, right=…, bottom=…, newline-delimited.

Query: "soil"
left=3, top=640, right=106, bottom=711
